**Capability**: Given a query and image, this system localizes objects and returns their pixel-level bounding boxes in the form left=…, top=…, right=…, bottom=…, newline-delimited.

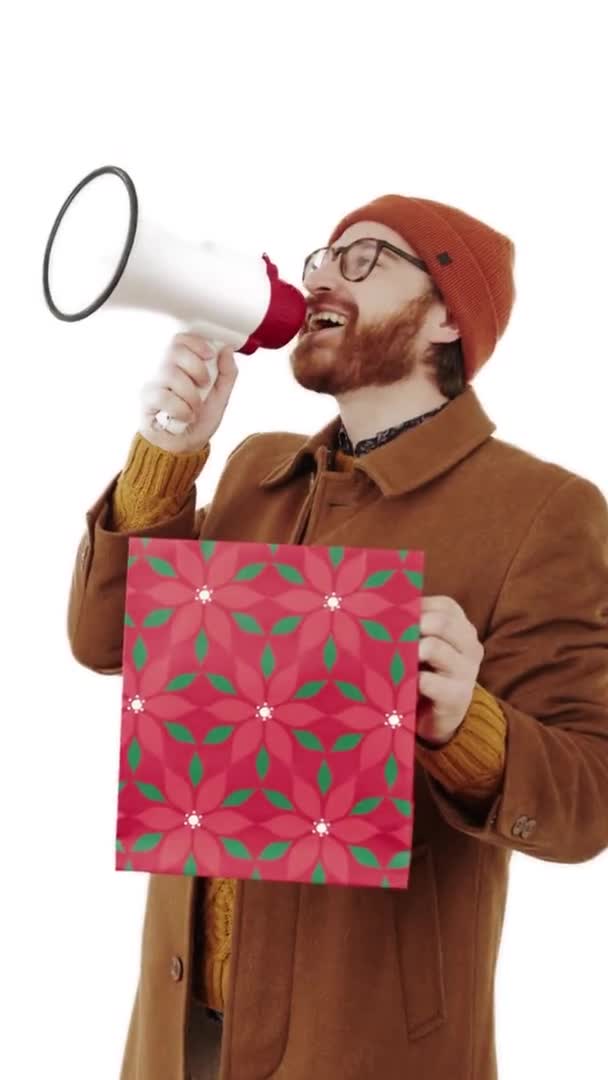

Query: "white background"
left=2, top=2, right=607, bottom=1077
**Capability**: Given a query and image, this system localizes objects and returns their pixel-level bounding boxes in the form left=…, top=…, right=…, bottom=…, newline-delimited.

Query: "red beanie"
left=329, top=195, right=516, bottom=381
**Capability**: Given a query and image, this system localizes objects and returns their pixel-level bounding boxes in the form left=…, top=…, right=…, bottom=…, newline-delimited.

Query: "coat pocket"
left=394, top=842, right=447, bottom=1040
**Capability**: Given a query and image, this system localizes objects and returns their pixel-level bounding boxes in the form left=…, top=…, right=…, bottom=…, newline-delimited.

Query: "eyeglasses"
left=302, top=237, right=429, bottom=283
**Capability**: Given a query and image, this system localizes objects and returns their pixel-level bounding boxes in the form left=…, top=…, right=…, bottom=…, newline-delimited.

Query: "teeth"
left=308, top=310, right=347, bottom=330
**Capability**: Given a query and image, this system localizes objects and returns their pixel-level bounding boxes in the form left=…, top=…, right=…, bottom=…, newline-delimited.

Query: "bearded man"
left=68, top=195, right=608, bottom=1080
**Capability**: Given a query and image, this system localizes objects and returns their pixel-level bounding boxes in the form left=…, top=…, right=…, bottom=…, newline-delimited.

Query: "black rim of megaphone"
left=42, top=165, right=139, bottom=321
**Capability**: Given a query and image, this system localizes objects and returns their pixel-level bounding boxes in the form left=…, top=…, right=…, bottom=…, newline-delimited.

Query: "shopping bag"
left=116, top=537, right=424, bottom=889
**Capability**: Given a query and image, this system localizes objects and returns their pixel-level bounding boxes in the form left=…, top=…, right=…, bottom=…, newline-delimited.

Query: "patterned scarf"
left=336, top=400, right=450, bottom=457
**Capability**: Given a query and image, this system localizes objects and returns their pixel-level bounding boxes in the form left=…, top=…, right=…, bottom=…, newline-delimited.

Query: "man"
left=68, top=195, right=608, bottom=1080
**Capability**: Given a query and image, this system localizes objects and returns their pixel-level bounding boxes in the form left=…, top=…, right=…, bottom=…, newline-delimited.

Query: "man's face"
left=290, top=220, right=440, bottom=396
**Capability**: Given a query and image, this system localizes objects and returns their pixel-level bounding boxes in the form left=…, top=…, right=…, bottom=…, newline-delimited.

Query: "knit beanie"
left=328, top=195, right=516, bottom=381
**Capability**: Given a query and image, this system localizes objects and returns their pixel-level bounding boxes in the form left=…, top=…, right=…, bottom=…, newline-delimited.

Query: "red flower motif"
left=336, top=668, right=418, bottom=770
left=205, top=658, right=323, bottom=767
left=264, top=775, right=378, bottom=884
left=122, top=653, right=197, bottom=758
left=145, top=544, right=263, bottom=649
left=274, top=549, right=393, bottom=656
left=135, top=767, right=249, bottom=874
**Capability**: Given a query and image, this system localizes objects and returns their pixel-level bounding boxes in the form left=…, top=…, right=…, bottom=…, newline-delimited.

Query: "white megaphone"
left=42, top=165, right=308, bottom=434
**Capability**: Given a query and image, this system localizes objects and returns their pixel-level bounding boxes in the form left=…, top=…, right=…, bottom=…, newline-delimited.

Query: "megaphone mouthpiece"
left=239, top=254, right=307, bottom=355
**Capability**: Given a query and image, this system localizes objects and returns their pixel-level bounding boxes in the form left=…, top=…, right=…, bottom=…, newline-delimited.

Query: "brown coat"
left=68, top=387, right=608, bottom=1080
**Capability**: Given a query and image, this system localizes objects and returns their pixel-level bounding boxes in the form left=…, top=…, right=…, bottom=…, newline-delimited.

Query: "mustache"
left=305, top=294, right=358, bottom=318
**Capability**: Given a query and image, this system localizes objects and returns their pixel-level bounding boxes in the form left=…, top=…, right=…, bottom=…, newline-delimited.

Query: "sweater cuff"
left=415, top=683, right=507, bottom=800
left=111, top=432, right=210, bottom=532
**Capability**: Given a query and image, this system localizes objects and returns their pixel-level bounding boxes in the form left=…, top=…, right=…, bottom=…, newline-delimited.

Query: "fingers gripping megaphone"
left=42, top=166, right=307, bottom=434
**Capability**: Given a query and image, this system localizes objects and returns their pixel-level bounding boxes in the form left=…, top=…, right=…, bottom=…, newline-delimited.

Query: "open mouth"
left=304, top=310, right=348, bottom=335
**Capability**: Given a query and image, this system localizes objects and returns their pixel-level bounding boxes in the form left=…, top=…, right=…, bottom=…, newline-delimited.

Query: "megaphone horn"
left=42, top=166, right=307, bottom=434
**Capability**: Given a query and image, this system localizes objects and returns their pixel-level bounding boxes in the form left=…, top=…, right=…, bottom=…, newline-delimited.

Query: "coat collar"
left=259, top=385, right=496, bottom=498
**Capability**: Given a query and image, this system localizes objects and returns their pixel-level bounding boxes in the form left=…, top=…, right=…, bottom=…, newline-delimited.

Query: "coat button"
left=170, top=955, right=184, bottom=982
left=512, top=815, right=528, bottom=836
left=521, top=817, right=537, bottom=839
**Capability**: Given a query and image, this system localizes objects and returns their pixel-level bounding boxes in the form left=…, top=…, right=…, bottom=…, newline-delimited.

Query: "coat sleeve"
left=424, top=473, right=608, bottom=864
left=67, top=434, right=257, bottom=674
left=67, top=474, right=205, bottom=674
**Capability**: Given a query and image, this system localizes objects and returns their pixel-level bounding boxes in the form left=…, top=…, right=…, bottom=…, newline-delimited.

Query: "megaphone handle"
left=153, top=341, right=220, bottom=435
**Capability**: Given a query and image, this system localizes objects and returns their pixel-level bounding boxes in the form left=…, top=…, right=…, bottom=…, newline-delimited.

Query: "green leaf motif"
left=261, top=644, right=275, bottom=678
left=232, top=612, right=264, bottom=635
left=206, top=673, right=236, bottom=694
left=146, top=556, right=177, bottom=577
left=234, top=562, right=266, bottom=581
left=133, top=635, right=147, bottom=671
left=124, top=860, right=134, bottom=871
left=200, top=540, right=216, bottom=560
left=390, top=652, right=405, bottom=685
left=275, top=563, right=304, bottom=584
left=132, top=832, right=163, bottom=852
left=184, top=853, right=197, bottom=875
left=166, top=672, right=197, bottom=692
left=270, top=616, right=302, bottom=635
left=256, top=745, right=270, bottom=781
left=222, top=788, right=256, bottom=806
left=262, top=789, right=294, bottom=810
left=268, top=543, right=279, bottom=554
left=361, top=620, right=392, bottom=641
left=331, top=733, right=363, bottom=752
left=400, top=624, right=420, bottom=642
left=259, top=841, right=291, bottom=861
left=127, top=737, right=141, bottom=772
left=399, top=549, right=409, bottom=560
left=203, top=726, right=234, bottom=745
left=362, top=570, right=394, bottom=588
left=195, top=629, right=208, bottom=663
left=311, top=862, right=326, bottom=884
left=350, top=846, right=381, bottom=868
left=335, top=681, right=365, bottom=702
left=328, top=547, right=344, bottom=567
left=141, top=538, right=151, bottom=548
left=392, top=798, right=412, bottom=817
left=143, top=608, right=174, bottom=628
left=388, top=851, right=411, bottom=869
left=116, top=838, right=125, bottom=852
left=136, top=782, right=165, bottom=802
left=317, top=760, right=332, bottom=795
left=118, top=780, right=127, bottom=793
left=405, top=569, right=424, bottom=589
left=385, top=753, right=398, bottom=789
left=294, top=680, right=326, bottom=699
left=165, top=722, right=196, bottom=744
left=350, top=797, right=383, bottom=815
left=381, top=876, right=391, bottom=888
left=323, top=635, right=337, bottom=671
left=189, top=752, right=203, bottom=787
left=127, top=555, right=137, bottom=569
left=293, top=730, right=324, bottom=751
left=124, top=612, right=135, bottom=628
left=252, top=868, right=262, bottom=880
left=222, top=838, right=252, bottom=860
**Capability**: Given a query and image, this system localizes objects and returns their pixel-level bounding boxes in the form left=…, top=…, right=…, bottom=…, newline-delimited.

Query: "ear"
left=428, top=302, right=461, bottom=345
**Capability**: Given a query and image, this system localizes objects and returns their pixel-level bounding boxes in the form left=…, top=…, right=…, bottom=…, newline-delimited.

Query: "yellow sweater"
left=111, top=432, right=508, bottom=1012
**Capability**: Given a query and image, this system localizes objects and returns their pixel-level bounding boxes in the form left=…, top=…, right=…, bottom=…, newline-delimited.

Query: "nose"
left=302, top=247, right=343, bottom=291
left=303, top=255, right=342, bottom=294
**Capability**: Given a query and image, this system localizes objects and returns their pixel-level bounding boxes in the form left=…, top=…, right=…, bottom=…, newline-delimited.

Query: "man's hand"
left=416, top=596, right=485, bottom=747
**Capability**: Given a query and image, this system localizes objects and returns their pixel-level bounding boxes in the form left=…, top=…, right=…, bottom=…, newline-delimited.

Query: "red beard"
left=290, top=290, right=437, bottom=396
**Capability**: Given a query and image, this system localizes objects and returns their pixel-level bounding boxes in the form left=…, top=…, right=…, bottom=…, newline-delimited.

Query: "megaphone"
left=42, top=165, right=308, bottom=434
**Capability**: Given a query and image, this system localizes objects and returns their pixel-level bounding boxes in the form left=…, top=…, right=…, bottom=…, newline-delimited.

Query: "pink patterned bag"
left=116, top=537, right=424, bottom=890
